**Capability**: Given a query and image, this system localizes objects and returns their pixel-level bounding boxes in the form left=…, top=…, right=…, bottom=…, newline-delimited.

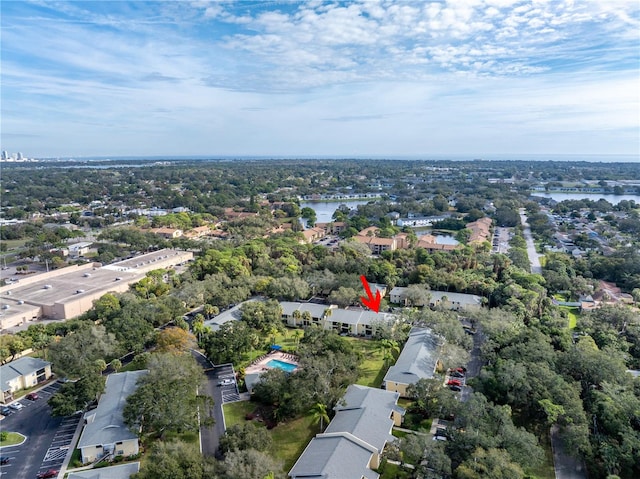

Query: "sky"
left=1, top=0, right=639, bottom=159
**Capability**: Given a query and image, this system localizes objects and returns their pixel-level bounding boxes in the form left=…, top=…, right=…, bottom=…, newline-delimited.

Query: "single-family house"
left=78, top=370, right=147, bottom=464
left=383, top=327, right=442, bottom=397
left=0, top=357, right=52, bottom=403
left=289, top=385, right=404, bottom=479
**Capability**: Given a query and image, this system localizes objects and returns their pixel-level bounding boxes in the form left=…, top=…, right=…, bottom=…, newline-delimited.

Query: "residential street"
left=519, top=208, right=543, bottom=274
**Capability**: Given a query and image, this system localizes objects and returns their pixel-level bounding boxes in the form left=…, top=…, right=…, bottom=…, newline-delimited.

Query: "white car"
left=218, top=378, right=235, bottom=386
left=9, top=402, right=24, bottom=410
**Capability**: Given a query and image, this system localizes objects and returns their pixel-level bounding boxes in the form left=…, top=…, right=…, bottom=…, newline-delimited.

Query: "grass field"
left=223, top=400, right=316, bottom=472
left=347, top=336, right=389, bottom=388
left=565, top=307, right=579, bottom=329
left=0, top=431, right=25, bottom=447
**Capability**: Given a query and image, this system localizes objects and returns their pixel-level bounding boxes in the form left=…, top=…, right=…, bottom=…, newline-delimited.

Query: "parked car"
left=37, top=470, right=59, bottom=479
left=1, top=407, right=13, bottom=416
left=449, top=385, right=462, bottom=392
left=447, top=380, right=462, bottom=387
left=449, top=371, right=464, bottom=378
left=453, top=367, right=467, bottom=373
left=8, top=401, right=24, bottom=410
left=218, top=378, right=235, bottom=386
left=26, top=392, right=39, bottom=401
left=0, top=456, right=9, bottom=465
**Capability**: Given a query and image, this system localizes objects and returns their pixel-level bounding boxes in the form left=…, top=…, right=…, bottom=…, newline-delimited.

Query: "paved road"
left=519, top=208, right=542, bottom=274
left=191, top=351, right=238, bottom=459
left=0, top=382, right=80, bottom=479
left=550, top=425, right=587, bottom=479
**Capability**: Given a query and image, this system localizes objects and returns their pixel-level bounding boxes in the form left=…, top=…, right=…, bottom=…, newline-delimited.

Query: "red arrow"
left=360, top=275, right=381, bottom=313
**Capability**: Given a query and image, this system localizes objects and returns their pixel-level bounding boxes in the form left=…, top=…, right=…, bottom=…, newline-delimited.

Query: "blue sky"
left=1, top=0, right=639, bottom=158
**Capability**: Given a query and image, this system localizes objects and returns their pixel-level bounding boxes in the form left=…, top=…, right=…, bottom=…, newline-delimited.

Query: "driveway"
left=191, top=351, right=239, bottom=459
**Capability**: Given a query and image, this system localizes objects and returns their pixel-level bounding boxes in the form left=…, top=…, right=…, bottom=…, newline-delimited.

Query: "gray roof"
left=289, top=385, right=402, bottom=479
left=67, top=462, right=140, bottom=479
left=390, top=288, right=482, bottom=307
left=384, top=327, right=442, bottom=386
left=280, top=301, right=329, bottom=319
left=328, top=308, right=395, bottom=326
left=288, top=433, right=379, bottom=479
left=1, top=356, right=50, bottom=390
left=326, top=385, right=401, bottom=452
left=78, top=371, right=147, bottom=449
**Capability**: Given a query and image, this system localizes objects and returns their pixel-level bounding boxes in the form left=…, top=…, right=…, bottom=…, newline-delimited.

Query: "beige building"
left=1, top=357, right=52, bottom=403
left=78, top=371, right=147, bottom=464
left=289, top=385, right=404, bottom=479
left=0, top=249, right=193, bottom=329
left=383, top=327, right=442, bottom=398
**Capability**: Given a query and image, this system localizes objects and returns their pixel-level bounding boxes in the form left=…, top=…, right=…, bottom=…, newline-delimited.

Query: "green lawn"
left=0, top=432, right=25, bottom=447
left=566, top=307, right=579, bottom=329
left=378, top=461, right=413, bottom=479
left=223, top=400, right=256, bottom=427
left=346, top=336, right=389, bottom=388
left=221, top=335, right=390, bottom=473
left=222, top=400, right=316, bottom=472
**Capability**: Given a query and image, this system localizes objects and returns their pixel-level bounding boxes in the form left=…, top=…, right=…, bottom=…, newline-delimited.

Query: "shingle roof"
left=0, top=357, right=50, bottom=390
left=67, top=462, right=140, bottom=479
left=327, top=385, right=400, bottom=452
left=78, top=371, right=147, bottom=449
left=288, top=433, right=379, bottom=479
left=289, top=385, right=402, bottom=479
left=384, top=327, right=442, bottom=386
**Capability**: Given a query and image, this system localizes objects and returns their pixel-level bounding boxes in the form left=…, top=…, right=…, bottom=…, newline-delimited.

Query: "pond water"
left=299, top=200, right=373, bottom=224
left=416, top=232, right=459, bottom=245
left=531, top=192, right=640, bottom=204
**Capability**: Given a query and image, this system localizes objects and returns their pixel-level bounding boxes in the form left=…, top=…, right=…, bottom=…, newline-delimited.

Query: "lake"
left=299, top=200, right=373, bottom=224
left=531, top=192, right=640, bottom=204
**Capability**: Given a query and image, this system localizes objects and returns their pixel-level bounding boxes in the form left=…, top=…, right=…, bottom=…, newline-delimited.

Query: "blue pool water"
left=266, top=359, right=298, bottom=373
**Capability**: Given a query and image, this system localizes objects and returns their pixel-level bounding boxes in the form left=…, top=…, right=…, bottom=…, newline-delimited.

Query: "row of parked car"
left=446, top=367, right=466, bottom=392
left=0, top=392, right=39, bottom=417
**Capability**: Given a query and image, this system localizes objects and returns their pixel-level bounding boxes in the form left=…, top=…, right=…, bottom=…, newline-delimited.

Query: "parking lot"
left=216, top=364, right=240, bottom=403
left=0, top=382, right=81, bottom=479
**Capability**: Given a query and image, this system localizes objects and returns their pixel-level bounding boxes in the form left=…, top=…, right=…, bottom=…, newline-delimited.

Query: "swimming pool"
left=266, top=359, right=298, bottom=373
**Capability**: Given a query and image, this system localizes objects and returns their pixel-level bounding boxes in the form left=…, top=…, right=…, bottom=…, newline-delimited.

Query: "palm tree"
left=302, top=310, right=312, bottom=326
left=309, top=402, right=330, bottom=431
left=292, top=309, right=302, bottom=327
left=293, top=329, right=302, bottom=350
left=203, top=303, right=218, bottom=320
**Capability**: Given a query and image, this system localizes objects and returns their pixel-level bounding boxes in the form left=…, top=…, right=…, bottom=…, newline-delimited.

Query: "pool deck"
left=245, top=350, right=300, bottom=375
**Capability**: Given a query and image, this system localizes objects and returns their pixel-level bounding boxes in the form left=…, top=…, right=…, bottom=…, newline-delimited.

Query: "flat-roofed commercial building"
left=0, top=249, right=193, bottom=330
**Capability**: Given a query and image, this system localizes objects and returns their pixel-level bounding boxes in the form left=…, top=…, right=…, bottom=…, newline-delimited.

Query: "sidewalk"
left=56, top=413, right=85, bottom=479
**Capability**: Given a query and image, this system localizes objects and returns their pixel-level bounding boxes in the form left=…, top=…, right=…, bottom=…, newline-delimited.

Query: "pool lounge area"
left=245, top=351, right=300, bottom=375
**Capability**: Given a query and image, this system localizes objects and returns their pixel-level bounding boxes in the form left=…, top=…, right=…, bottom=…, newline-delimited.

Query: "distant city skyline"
left=1, top=1, right=639, bottom=159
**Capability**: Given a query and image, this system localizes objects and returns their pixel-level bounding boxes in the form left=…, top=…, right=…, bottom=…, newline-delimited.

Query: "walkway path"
left=519, top=208, right=543, bottom=274
left=550, top=426, right=587, bottom=479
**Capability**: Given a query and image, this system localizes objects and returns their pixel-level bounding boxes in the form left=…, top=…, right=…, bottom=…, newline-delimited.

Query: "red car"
left=447, top=379, right=462, bottom=386
left=26, top=392, right=39, bottom=401
left=37, top=470, right=58, bottom=479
